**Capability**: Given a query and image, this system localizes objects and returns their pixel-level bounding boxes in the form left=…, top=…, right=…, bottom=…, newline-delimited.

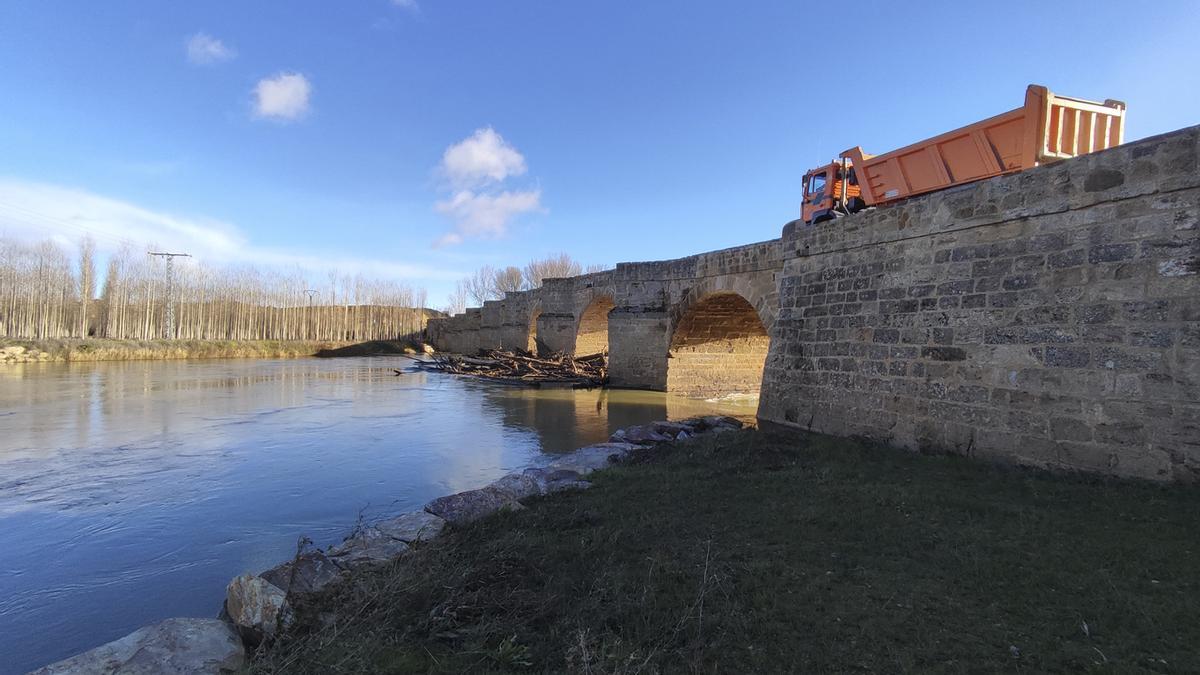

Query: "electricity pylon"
left=148, top=252, right=191, bottom=339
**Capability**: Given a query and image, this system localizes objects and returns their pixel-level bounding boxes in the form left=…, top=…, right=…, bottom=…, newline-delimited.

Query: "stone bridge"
left=429, top=238, right=783, bottom=398
left=429, top=125, right=1200, bottom=482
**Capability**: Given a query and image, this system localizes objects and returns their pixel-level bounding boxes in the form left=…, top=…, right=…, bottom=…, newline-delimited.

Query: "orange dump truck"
left=800, top=84, right=1127, bottom=225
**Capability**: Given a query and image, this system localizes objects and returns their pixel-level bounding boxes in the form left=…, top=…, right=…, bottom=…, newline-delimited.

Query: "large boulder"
left=522, top=467, right=591, bottom=494
left=702, top=415, right=744, bottom=430
left=30, top=617, right=244, bottom=674
left=650, top=420, right=693, bottom=438
left=547, top=442, right=642, bottom=475
left=259, top=550, right=342, bottom=596
left=611, top=425, right=671, bottom=444
left=424, top=486, right=525, bottom=525
left=487, top=472, right=544, bottom=500
left=327, top=527, right=411, bottom=568
left=375, top=511, right=446, bottom=543
left=224, top=575, right=289, bottom=645
left=488, top=468, right=591, bottom=501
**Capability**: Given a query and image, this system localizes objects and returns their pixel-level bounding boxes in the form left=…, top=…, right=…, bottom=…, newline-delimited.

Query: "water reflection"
left=0, top=357, right=750, bottom=674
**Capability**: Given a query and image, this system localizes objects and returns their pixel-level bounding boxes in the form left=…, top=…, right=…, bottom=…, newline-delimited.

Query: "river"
left=0, top=356, right=751, bottom=674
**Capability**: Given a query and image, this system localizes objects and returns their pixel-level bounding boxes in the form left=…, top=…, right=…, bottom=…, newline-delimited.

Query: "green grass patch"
left=253, top=430, right=1199, bottom=674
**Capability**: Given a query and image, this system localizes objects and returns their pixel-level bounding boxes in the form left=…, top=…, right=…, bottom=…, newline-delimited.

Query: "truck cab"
left=801, top=159, right=863, bottom=225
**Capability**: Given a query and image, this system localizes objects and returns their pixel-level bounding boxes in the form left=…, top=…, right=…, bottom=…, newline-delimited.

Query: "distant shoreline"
left=0, top=338, right=422, bottom=364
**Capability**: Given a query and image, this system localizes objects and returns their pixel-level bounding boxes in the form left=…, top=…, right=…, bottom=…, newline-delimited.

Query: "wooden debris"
left=427, top=349, right=607, bottom=388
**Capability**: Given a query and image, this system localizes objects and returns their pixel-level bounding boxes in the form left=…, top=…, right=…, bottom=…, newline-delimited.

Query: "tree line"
left=445, top=253, right=606, bottom=315
left=0, top=235, right=430, bottom=342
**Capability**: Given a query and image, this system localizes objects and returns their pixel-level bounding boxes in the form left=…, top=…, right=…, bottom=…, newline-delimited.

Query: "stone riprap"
left=327, top=526, right=412, bottom=566
left=34, top=418, right=735, bottom=674
left=423, top=486, right=526, bottom=525
left=223, top=575, right=290, bottom=646
left=375, top=510, right=446, bottom=543
left=29, top=618, right=244, bottom=675
left=259, top=551, right=343, bottom=596
left=428, top=125, right=1199, bottom=483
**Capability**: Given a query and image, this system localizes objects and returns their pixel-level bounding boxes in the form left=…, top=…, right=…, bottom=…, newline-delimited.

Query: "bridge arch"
left=527, top=304, right=543, bottom=354
left=666, top=291, right=770, bottom=399
left=575, top=295, right=614, bottom=356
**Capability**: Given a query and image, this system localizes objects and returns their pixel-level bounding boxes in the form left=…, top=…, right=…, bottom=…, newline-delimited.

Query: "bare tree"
left=492, top=266, right=524, bottom=296
left=77, top=237, right=96, bottom=337
left=445, top=280, right=468, bottom=316
left=523, top=253, right=582, bottom=289
left=462, top=265, right=497, bottom=305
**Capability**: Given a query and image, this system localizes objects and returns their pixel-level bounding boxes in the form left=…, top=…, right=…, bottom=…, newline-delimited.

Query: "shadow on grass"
left=253, top=430, right=1199, bottom=674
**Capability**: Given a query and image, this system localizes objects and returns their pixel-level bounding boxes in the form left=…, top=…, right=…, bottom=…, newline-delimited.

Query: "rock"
left=327, top=527, right=411, bottom=568
left=488, top=468, right=592, bottom=501
left=547, top=442, right=642, bottom=475
left=375, top=510, right=446, bottom=543
left=259, top=551, right=342, bottom=596
left=224, top=575, right=290, bottom=645
left=612, top=425, right=671, bottom=444
left=703, top=415, right=744, bottom=429
left=424, top=486, right=525, bottom=525
left=30, top=618, right=244, bottom=674
left=523, top=467, right=591, bottom=493
left=651, top=421, right=691, bottom=438
left=488, top=472, right=544, bottom=500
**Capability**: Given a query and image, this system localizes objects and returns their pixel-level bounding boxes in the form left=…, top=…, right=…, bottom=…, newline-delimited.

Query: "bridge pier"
left=534, top=313, right=576, bottom=356
left=608, top=309, right=669, bottom=390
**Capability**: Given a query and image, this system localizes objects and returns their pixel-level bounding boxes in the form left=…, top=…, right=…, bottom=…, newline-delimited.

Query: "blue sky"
left=1, top=1, right=1198, bottom=307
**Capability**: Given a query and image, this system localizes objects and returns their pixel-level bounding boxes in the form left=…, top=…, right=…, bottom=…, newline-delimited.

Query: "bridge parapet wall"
left=761, top=126, right=1200, bottom=482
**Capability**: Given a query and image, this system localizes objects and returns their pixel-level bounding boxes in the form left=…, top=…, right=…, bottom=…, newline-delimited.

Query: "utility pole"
left=148, top=252, right=191, bottom=339
left=304, top=289, right=318, bottom=340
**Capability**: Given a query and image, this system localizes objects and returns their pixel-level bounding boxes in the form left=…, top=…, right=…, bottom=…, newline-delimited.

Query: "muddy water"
left=0, top=357, right=752, bottom=673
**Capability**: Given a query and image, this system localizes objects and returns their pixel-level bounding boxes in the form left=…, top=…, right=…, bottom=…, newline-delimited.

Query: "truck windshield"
left=808, top=173, right=826, bottom=196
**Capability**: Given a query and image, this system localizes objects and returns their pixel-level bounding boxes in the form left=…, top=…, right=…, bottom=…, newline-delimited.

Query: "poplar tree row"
left=0, top=236, right=429, bottom=342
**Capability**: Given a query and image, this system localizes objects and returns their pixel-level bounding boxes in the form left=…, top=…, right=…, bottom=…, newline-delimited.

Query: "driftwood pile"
left=428, top=349, right=608, bottom=388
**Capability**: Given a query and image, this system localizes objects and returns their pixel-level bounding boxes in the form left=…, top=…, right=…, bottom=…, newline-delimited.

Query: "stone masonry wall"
left=760, top=126, right=1200, bottom=482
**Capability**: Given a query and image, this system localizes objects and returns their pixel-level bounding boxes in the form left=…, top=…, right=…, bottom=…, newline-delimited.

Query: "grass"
left=0, top=338, right=349, bottom=362
left=252, top=430, right=1200, bottom=674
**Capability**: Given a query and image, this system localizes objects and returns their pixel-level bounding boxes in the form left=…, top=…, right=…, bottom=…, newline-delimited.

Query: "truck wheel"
left=814, top=211, right=843, bottom=224
left=847, top=197, right=867, bottom=213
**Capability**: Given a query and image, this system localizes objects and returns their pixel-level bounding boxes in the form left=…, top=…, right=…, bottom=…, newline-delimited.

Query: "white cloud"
left=253, top=72, right=312, bottom=122
left=391, top=0, right=420, bottom=10
left=439, top=127, right=527, bottom=189
left=186, top=33, right=235, bottom=65
left=0, top=178, right=459, bottom=282
left=434, top=189, right=542, bottom=247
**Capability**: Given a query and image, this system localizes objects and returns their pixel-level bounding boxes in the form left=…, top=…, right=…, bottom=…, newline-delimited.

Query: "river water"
left=0, top=356, right=751, bottom=674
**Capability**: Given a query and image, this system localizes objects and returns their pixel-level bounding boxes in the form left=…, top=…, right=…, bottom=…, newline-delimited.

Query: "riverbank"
left=0, top=338, right=416, bottom=363
left=252, top=428, right=1200, bottom=673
